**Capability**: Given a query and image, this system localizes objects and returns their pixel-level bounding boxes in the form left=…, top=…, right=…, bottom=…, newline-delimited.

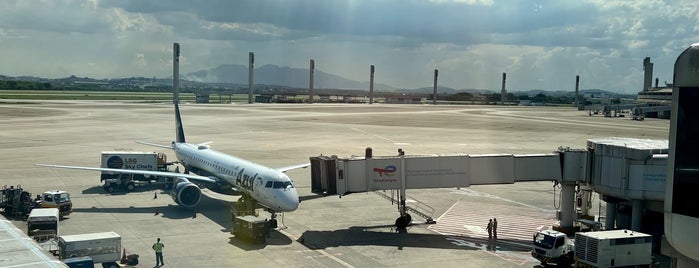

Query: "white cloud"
left=428, top=0, right=494, bottom=5
left=134, top=53, right=147, bottom=68
left=0, top=0, right=697, bottom=93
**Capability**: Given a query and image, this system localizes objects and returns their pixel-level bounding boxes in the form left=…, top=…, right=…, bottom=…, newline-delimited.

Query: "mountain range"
left=183, top=64, right=633, bottom=97
left=184, top=64, right=397, bottom=91
left=1, top=64, right=634, bottom=98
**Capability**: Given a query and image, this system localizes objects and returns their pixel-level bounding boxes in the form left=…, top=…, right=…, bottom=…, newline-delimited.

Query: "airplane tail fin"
left=175, top=101, right=186, bottom=143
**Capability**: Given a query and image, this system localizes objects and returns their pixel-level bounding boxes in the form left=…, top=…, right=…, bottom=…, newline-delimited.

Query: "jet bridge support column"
left=631, top=199, right=643, bottom=231
left=559, top=149, right=586, bottom=230
left=560, top=182, right=576, bottom=229
left=605, top=201, right=618, bottom=230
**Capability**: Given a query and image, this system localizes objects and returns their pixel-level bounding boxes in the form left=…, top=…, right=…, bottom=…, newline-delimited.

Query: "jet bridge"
left=311, top=148, right=587, bottom=229
left=311, top=138, right=669, bottom=232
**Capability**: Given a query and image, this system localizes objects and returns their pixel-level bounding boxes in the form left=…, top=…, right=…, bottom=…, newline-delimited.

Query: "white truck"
left=100, top=151, right=173, bottom=193
left=27, top=208, right=60, bottom=253
left=531, top=229, right=653, bottom=267
left=58, top=232, right=122, bottom=268
left=531, top=229, right=575, bottom=266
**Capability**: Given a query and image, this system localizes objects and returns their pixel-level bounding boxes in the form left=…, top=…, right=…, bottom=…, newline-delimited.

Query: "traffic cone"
left=192, top=210, right=196, bottom=219
left=154, top=192, right=158, bottom=199
left=120, top=248, right=127, bottom=264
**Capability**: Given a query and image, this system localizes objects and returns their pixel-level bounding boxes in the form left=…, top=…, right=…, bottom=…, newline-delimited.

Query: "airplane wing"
left=275, top=163, right=311, bottom=173
left=35, top=164, right=218, bottom=184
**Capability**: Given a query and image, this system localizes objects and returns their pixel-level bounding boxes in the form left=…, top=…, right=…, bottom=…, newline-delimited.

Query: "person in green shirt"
left=152, top=237, right=165, bottom=267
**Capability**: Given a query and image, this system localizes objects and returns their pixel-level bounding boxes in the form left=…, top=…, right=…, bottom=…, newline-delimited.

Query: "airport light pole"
left=173, top=43, right=180, bottom=104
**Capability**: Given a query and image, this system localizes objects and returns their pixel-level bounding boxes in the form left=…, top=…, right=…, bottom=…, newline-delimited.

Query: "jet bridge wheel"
left=395, top=214, right=412, bottom=230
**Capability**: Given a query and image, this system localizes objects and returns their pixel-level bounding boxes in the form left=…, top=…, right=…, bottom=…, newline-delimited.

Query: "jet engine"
left=169, top=178, right=201, bottom=208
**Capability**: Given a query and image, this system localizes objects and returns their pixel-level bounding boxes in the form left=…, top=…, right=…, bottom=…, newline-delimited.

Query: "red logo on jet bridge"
left=373, top=165, right=397, bottom=177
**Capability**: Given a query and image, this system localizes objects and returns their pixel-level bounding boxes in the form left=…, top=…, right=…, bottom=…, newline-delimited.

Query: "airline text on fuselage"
left=235, top=168, right=258, bottom=191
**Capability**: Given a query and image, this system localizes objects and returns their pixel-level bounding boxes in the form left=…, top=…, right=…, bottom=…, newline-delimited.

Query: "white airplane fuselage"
left=174, top=142, right=300, bottom=212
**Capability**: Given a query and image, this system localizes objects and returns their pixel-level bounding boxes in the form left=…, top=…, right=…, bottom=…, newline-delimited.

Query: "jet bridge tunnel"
left=310, top=137, right=668, bottom=233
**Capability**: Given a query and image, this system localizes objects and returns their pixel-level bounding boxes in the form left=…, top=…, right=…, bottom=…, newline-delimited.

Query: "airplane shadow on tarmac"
left=299, top=224, right=532, bottom=252
left=227, top=230, right=294, bottom=251
left=72, top=205, right=195, bottom=220
left=73, top=189, right=234, bottom=225
left=81, top=184, right=172, bottom=195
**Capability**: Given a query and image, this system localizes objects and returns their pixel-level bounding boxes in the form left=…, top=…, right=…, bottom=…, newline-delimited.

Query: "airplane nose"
left=280, top=191, right=299, bottom=212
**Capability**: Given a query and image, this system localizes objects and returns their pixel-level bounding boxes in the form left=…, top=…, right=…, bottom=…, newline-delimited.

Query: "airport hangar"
left=0, top=101, right=671, bottom=267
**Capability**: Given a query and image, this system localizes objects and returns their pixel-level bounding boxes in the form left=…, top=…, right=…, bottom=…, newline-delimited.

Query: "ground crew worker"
left=152, top=237, right=165, bottom=267
left=486, top=219, right=493, bottom=240
left=493, top=218, right=498, bottom=239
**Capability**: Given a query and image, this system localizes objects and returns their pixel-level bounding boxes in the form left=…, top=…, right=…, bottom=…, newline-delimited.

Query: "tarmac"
left=0, top=100, right=670, bottom=267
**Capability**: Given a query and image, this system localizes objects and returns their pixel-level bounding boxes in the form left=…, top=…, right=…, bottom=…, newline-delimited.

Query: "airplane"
left=37, top=98, right=309, bottom=221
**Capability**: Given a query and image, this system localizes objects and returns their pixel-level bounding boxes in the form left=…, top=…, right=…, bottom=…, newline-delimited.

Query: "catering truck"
left=100, top=151, right=173, bottom=193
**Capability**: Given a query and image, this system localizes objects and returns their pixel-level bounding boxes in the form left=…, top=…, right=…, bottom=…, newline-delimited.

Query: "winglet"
left=276, top=163, right=311, bottom=173
left=137, top=141, right=174, bottom=149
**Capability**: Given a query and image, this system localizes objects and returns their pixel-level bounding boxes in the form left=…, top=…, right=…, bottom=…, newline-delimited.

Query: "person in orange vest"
left=152, top=237, right=165, bottom=267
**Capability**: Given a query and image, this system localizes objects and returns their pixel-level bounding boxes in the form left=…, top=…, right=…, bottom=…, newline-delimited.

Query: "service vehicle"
left=575, top=229, right=652, bottom=268
left=531, top=229, right=575, bottom=266
left=27, top=208, right=60, bottom=253
left=532, top=229, right=653, bottom=267
left=0, top=185, right=34, bottom=218
left=100, top=151, right=173, bottom=192
left=37, top=190, right=72, bottom=218
left=1, top=185, right=71, bottom=218
left=58, top=232, right=122, bottom=268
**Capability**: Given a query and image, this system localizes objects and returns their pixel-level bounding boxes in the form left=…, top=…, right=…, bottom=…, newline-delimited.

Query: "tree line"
left=433, top=92, right=589, bottom=105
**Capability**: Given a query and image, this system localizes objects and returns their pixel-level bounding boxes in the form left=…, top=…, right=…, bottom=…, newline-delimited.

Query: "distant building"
left=195, top=93, right=210, bottom=103
left=384, top=95, right=423, bottom=104
left=255, top=94, right=274, bottom=103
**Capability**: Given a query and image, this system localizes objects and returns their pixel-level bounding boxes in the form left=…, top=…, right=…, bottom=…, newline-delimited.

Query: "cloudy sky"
left=1, top=0, right=697, bottom=93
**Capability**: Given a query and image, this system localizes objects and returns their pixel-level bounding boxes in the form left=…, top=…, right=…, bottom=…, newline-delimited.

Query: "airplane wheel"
left=105, top=185, right=115, bottom=193
left=164, top=183, right=173, bottom=190
left=126, top=182, right=135, bottom=192
left=395, top=214, right=412, bottom=230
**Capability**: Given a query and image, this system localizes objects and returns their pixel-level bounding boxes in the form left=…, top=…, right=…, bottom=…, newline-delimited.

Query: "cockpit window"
left=265, top=181, right=273, bottom=188
left=273, top=181, right=294, bottom=189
